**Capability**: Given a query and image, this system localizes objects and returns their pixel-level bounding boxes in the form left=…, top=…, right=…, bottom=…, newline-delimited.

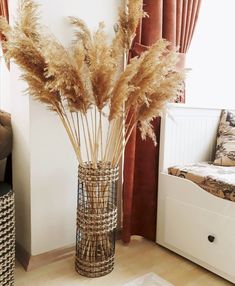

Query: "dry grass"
left=0, top=0, right=184, bottom=166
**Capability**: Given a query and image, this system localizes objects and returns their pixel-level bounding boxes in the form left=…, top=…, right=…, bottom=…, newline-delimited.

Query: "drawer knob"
left=208, top=235, right=215, bottom=243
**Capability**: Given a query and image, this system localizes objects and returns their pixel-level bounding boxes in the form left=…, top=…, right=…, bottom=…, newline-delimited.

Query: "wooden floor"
left=15, top=236, right=233, bottom=286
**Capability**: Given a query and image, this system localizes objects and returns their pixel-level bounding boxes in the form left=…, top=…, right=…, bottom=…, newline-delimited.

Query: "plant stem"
left=115, top=122, right=137, bottom=166
left=103, top=122, right=111, bottom=162
left=105, top=119, right=117, bottom=162
left=80, top=113, right=90, bottom=162
left=55, top=106, right=83, bottom=164
left=99, top=111, right=103, bottom=160
left=90, top=108, right=95, bottom=153
left=76, top=112, right=81, bottom=148
left=70, top=111, right=79, bottom=146
left=85, top=114, right=96, bottom=167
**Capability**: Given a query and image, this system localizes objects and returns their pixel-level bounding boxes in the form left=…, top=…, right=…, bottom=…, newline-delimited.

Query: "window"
left=186, top=0, right=235, bottom=108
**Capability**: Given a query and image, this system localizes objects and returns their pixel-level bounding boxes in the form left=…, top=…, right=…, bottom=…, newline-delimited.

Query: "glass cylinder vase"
left=75, top=162, right=119, bottom=277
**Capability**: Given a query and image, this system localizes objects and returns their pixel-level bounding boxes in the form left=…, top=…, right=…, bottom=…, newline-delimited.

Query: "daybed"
left=156, top=104, right=235, bottom=283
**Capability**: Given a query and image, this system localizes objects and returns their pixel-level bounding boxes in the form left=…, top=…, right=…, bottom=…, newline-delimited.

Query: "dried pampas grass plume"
left=0, top=17, right=11, bottom=39
left=0, top=0, right=185, bottom=166
left=87, top=22, right=117, bottom=111
left=69, top=16, right=92, bottom=54
left=16, top=0, right=41, bottom=40
left=109, top=56, right=140, bottom=120
left=0, top=0, right=62, bottom=112
left=42, top=37, right=92, bottom=113
left=115, top=0, right=143, bottom=50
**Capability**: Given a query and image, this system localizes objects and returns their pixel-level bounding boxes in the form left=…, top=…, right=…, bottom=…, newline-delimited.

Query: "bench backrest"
left=159, top=104, right=221, bottom=173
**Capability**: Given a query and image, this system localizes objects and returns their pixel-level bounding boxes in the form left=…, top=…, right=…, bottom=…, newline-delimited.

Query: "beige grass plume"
left=109, top=56, right=140, bottom=120
left=87, top=22, right=117, bottom=111
left=42, top=36, right=92, bottom=113
left=114, top=0, right=143, bottom=51
left=69, top=16, right=92, bottom=54
left=16, top=0, right=40, bottom=41
left=0, top=0, right=61, bottom=111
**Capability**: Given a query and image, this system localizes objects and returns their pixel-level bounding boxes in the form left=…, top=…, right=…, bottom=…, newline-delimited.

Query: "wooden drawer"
left=164, top=197, right=235, bottom=278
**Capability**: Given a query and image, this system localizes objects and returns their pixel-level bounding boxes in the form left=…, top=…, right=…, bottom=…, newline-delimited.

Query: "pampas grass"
left=0, top=0, right=184, bottom=167
left=114, top=0, right=144, bottom=51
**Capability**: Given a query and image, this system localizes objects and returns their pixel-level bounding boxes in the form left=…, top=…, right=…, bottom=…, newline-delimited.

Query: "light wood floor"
left=15, top=236, right=233, bottom=286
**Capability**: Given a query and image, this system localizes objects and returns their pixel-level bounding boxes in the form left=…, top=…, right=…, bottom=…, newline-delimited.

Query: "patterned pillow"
left=214, top=110, right=235, bottom=166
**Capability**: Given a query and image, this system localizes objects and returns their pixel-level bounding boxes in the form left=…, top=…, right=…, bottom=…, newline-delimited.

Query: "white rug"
left=123, top=273, right=174, bottom=286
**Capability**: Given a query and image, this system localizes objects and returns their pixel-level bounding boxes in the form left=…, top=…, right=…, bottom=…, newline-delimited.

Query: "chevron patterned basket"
left=0, top=186, right=15, bottom=286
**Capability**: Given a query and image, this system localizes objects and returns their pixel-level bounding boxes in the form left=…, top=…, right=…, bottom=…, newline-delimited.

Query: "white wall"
left=0, top=47, right=10, bottom=112
left=186, top=0, right=235, bottom=109
left=10, top=62, right=31, bottom=252
left=10, top=0, right=120, bottom=255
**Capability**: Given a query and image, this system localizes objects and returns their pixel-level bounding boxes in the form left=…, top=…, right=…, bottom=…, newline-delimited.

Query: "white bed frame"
left=156, top=104, right=235, bottom=283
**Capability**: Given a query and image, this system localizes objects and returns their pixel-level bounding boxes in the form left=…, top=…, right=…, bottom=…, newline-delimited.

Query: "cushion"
left=214, top=109, right=235, bottom=166
left=169, top=162, right=235, bottom=202
left=0, top=110, right=12, bottom=160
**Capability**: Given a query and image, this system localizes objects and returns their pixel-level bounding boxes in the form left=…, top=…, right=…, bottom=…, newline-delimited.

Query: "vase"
left=75, top=162, right=119, bottom=277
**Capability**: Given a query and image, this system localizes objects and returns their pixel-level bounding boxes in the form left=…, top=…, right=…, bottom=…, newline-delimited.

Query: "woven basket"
left=0, top=188, right=15, bottom=286
left=76, top=162, right=119, bottom=277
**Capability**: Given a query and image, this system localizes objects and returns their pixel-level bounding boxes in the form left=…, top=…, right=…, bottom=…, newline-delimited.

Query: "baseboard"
left=16, top=243, right=75, bottom=271
left=16, top=229, right=122, bottom=271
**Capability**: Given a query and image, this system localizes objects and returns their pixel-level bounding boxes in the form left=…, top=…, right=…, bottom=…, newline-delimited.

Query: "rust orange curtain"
left=122, top=0, right=201, bottom=243
left=0, top=0, right=9, bottom=41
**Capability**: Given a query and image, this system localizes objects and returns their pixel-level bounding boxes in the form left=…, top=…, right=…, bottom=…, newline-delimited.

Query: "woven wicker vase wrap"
left=0, top=189, right=15, bottom=286
left=76, top=162, right=119, bottom=278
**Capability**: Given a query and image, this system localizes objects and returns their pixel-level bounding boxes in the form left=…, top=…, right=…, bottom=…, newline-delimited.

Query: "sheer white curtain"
left=0, top=46, right=10, bottom=112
